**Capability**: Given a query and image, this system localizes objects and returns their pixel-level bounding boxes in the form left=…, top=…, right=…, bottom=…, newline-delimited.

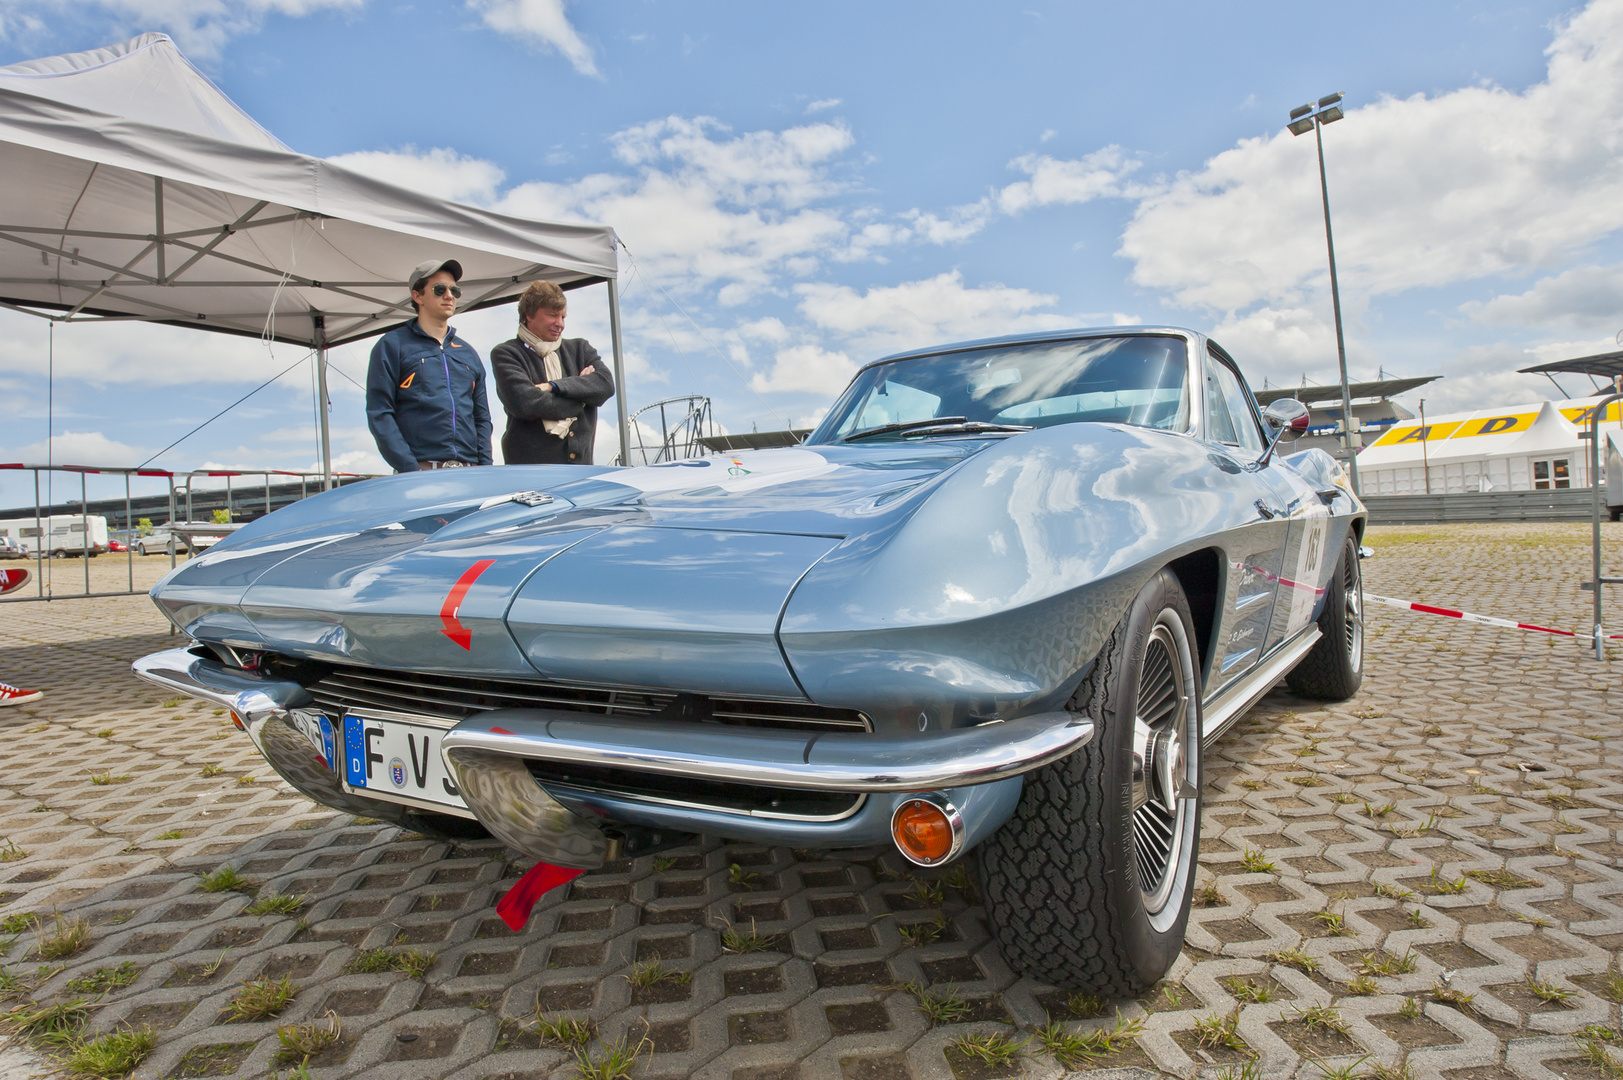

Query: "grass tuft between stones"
left=275, top=1010, right=341, bottom=1064
left=221, top=975, right=296, bottom=1022
left=198, top=866, right=257, bottom=894
left=343, top=947, right=434, bottom=979
left=65, top=1026, right=157, bottom=1078
left=36, top=913, right=91, bottom=960
left=65, top=961, right=139, bottom=995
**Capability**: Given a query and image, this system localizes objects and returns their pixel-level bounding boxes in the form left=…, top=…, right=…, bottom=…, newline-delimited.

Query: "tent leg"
left=314, top=316, right=333, bottom=491
left=607, top=278, right=630, bottom=467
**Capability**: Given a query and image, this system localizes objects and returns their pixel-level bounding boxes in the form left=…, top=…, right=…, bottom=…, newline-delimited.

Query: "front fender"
left=780, top=424, right=1270, bottom=724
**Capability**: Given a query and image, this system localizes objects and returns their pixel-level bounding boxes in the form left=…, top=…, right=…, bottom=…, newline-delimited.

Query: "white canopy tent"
left=0, top=33, right=630, bottom=479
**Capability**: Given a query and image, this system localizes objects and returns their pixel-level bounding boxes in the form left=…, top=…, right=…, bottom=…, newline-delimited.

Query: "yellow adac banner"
left=1370, top=421, right=1461, bottom=447
left=1447, top=411, right=1538, bottom=439
left=1561, top=402, right=1623, bottom=426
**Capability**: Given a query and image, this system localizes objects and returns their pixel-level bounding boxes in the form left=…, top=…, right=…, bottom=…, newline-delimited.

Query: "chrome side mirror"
left=1255, top=399, right=1311, bottom=467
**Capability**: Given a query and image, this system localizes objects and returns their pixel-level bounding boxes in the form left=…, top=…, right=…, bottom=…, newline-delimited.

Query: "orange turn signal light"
left=891, top=797, right=958, bottom=866
left=230, top=711, right=245, bottom=730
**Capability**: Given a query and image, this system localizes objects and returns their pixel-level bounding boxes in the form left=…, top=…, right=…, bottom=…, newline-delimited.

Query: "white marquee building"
left=1356, top=399, right=1623, bottom=495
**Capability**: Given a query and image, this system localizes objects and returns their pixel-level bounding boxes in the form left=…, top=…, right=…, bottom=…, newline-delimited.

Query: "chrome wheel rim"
left=1129, top=613, right=1200, bottom=926
left=1344, top=547, right=1364, bottom=673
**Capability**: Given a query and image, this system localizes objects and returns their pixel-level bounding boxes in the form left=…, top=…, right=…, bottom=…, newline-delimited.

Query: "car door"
left=1199, top=350, right=1296, bottom=700
left=1208, top=353, right=1335, bottom=655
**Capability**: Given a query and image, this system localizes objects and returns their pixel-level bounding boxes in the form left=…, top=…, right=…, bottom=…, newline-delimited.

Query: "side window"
left=1203, top=356, right=1265, bottom=453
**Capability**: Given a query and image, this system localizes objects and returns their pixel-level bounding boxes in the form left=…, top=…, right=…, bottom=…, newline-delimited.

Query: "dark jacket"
left=490, top=336, right=615, bottom=464
left=365, top=320, right=492, bottom=471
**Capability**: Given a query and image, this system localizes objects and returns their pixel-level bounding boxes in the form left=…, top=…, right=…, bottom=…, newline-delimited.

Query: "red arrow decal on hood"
left=440, top=559, right=496, bottom=650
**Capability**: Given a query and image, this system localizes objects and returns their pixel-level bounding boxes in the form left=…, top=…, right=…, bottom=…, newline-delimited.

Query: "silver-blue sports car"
left=135, top=326, right=1366, bottom=993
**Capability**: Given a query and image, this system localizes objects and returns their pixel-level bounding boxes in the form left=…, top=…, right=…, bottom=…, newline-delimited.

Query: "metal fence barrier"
left=0, top=463, right=376, bottom=603
left=1363, top=487, right=1600, bottom=525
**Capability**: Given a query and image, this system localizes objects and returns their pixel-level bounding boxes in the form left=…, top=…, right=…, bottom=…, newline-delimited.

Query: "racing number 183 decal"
left=1285, top=506, right=1331, bottom=636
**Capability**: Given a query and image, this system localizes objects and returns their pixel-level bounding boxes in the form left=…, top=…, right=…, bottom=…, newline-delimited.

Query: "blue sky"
left=2, top=0, right=1621, bottom=510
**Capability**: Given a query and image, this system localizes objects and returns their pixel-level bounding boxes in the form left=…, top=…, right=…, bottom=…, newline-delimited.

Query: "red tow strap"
left=496, top=861, right=584, bottom=930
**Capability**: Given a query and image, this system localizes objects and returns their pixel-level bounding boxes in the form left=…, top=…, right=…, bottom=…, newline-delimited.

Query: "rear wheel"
left=1285, top=534, right=1364, bottom=700
left=975, top=569, right=1202, bottom=994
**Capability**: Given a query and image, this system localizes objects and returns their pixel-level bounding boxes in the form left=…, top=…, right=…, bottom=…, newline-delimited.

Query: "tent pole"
left=607, top=278, right=630, bottom=467
left=314, top=313, right=333, bottom=490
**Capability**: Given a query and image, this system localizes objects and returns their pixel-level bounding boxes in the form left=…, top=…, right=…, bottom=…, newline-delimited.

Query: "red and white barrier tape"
left=1367, top=593, right=1623, bottom=640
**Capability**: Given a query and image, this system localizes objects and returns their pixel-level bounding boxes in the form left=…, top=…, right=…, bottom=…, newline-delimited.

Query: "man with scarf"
left=490, top=281, right=616, bottom=465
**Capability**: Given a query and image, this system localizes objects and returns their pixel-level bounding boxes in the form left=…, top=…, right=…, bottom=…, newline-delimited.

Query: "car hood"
left=151, top=442, right=985, bottom=691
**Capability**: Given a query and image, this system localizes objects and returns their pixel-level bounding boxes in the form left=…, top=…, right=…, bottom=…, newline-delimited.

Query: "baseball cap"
left=408, top=258, right=463, bottom=292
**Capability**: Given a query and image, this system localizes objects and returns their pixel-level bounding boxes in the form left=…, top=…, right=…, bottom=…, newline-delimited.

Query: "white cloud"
left=748, top=344, right=856, bottom=396
left=805, top=98, right=842, bottom=114
left=6, top=430, right=145, bottom=466
left=1470, top=264, right=1623, bottom=332
left=11, top=0, right=362, bottom=58
left=498, top=116, right=865, bottom=298
left=325, top=447, right=391, bottom=475
left=995, top=146, right=1141, bottom=215
left=903, top=202, right=993, bottom=244
left=465, top=0, right=598, bottom=76
left=794, top=270, right=1073, bottom=356
left=0, top=317, right=312, bottom=386
left=1207, top=305, right=1340, bottom=383
left=326, top=145, right=507, bottom=205
left=1120, top=0, right=1623, bottom=311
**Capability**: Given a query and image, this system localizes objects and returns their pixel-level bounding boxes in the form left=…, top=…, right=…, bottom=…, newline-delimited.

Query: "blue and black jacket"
left=365, top=320, right=493, bottom=471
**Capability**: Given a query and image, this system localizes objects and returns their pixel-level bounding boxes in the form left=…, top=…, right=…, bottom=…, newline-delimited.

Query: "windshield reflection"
left=810, top=335, right=1190, bottom=443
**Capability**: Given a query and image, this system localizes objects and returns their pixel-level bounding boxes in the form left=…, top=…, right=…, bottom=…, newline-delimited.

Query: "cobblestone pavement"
left=0, top=527, right=1621, bottom=1080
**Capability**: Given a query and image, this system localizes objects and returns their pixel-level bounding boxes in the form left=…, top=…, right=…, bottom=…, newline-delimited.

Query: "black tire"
left=1610, top=507, right=1621, bottom=523
left=975, top=568, right=1203, bottom=994
left=1285, top=534, right=1364, bottom=700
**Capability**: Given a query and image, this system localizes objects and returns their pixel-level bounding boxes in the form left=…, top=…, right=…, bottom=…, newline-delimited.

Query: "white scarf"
left=517, top=324, right=575, bottom=439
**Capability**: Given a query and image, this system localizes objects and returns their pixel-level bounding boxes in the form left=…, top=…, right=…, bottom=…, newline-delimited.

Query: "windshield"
left=810, top=334, right=1191, bottom=443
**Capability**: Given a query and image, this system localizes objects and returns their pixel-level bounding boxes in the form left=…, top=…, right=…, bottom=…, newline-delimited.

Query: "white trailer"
left=0, top=514, right=110, bottom=557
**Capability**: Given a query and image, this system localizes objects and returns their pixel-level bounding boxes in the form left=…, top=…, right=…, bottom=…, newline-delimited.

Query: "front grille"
left=527, top=761, right=863, bottom=821
left=299, top=663, right=870, bottom=734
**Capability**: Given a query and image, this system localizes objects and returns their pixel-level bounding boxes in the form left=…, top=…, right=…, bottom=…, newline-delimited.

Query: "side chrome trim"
left=132, top=646, right=310, bottom=724
left=1200, top=627, right=1322, bottom=746
left=441, top=708, right=1095, bottom=793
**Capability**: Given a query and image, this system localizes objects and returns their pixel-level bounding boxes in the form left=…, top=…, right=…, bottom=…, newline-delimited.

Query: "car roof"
left=863, top=325, right=1206, bottom=370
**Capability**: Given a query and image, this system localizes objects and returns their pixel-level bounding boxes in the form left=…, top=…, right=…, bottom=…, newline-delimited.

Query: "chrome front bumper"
left=132, top=647, right=1094, bottom=867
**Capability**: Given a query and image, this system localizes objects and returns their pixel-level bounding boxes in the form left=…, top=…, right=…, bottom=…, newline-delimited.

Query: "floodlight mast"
left=1288, top=92, right=1361, bottom=496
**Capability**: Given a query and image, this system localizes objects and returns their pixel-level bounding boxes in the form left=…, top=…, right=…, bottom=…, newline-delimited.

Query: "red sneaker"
left=0, top=682, right=41, bottom=707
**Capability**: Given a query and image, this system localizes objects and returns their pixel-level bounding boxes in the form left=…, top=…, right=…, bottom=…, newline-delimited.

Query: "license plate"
left=339, top=714, right=464, bottom=811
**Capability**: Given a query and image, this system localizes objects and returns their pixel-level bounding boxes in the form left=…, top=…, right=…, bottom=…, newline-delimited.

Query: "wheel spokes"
left=1131, top=620, right=1197, bottom=913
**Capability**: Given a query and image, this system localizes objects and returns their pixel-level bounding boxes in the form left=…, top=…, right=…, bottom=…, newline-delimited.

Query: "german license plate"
left=339, top=715, right=463, bottom=811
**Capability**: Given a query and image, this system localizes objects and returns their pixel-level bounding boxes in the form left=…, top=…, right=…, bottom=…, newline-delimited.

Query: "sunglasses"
left=422, top=283, right=461, bottom=298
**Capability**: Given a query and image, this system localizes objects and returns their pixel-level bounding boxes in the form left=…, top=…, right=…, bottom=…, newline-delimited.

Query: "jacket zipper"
left=441, top=346, right=456, bottom=458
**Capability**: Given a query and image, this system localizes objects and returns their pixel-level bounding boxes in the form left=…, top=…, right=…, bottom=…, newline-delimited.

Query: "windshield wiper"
left=897, top=421, right=1033, bottom=437
left=842, top=416, right=969, bottom=442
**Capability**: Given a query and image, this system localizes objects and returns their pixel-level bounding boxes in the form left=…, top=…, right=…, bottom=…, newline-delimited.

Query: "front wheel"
left=975, top=569, right=1203, bottom=994
left=1285, top=534, right=1364, bottom=700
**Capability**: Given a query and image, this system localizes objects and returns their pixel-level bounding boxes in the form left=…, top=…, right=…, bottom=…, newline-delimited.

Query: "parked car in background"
left=135, top=525, right=183, bottom=556
left=0, top=535, right=22, bottom=559
left=135, top=326, right=1367, bottom=994
left=108, top=539, right=128, bottom=553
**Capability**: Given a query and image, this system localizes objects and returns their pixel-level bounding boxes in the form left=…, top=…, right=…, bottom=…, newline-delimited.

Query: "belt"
left=417, top=460, right=475, bottom=470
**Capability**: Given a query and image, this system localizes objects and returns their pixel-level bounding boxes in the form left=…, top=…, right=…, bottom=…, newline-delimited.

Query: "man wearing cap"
left=366, top=259, right=493, bottom=472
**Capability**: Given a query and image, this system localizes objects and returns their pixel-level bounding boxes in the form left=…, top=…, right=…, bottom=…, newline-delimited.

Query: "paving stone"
left=3, top=524, right=1623, bottom=1079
